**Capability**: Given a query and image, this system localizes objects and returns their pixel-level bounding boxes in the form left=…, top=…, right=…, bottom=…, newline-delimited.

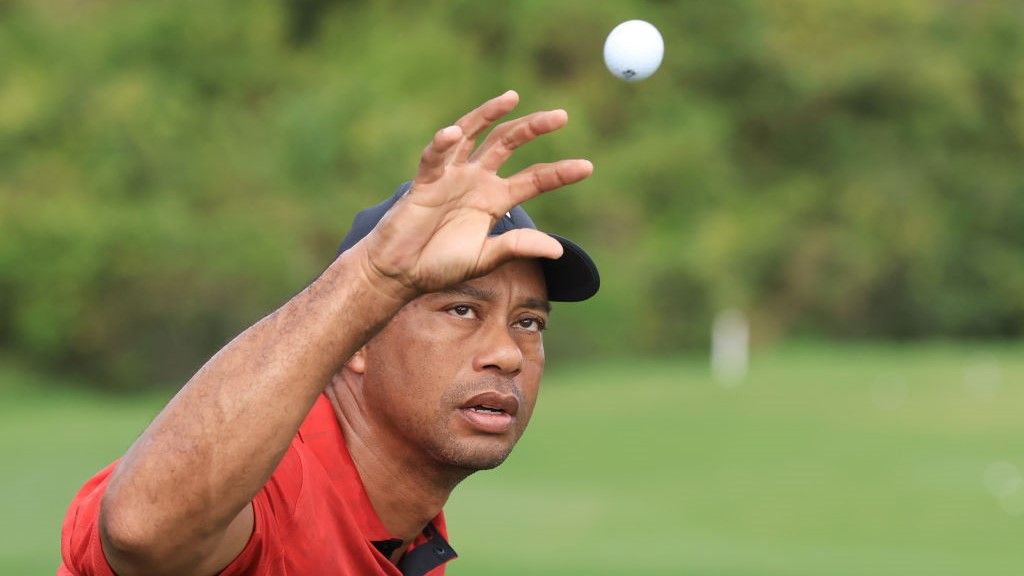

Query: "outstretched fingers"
left=415, top=125, right=463, bottom=183
left=472, top=109, right=569, bottom=171
left=453, top=90, right=520, bottom=162
left=506, top=159, right=594, bottom=206
left=477, top=228, right=564, bottom=272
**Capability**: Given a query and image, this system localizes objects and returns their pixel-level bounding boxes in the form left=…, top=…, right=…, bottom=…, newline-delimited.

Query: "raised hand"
left=355, top=90, right=593, bottom=297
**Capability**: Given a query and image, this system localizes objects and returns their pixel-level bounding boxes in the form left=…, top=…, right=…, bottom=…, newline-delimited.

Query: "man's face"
left=359, top=259, right=549, bottom=472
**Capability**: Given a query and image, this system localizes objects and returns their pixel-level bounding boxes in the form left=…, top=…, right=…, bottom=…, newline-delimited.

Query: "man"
left=59, top=90, right=599, bottom=575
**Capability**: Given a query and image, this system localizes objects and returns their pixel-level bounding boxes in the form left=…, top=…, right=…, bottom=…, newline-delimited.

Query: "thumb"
left=477, top=229, right=564, bottom=273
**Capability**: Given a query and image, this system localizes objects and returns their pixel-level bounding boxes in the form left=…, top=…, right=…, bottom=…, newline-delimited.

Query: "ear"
left=345, top=347, right=367, bottom=375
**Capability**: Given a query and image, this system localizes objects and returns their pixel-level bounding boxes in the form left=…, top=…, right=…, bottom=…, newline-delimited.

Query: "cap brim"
left=541, top=234, right=600, bottom=302
left=339, top=182, right=599, bottom=302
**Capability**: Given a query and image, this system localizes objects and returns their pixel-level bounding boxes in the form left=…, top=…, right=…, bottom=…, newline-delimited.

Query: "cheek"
left=518, top=352, right=545, bottom=413
left=365, top=325, right=459, bottom=406
left=523, top=336, right=546, bottom=375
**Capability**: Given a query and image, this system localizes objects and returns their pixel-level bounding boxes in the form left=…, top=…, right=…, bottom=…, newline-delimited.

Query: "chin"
left=463, top=450, right=512, bottom=471
left=435, top=438, right=516, bottom=471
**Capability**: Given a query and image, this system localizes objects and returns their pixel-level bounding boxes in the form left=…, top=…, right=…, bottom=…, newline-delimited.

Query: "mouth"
left=458, top=391, right=520, bottom=434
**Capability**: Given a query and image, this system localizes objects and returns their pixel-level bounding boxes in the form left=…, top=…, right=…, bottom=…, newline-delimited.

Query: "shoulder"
left=59, top=462, right=119, bottom=576
left=216, top=436, right=315, bottom=574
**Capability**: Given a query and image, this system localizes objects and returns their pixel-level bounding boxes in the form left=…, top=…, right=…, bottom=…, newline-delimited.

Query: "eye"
left=514, top=317, right=546, bottom=333
left=448, top=305, right=477, bottom=319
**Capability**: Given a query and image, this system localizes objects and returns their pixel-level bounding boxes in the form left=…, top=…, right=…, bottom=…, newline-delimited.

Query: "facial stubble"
left=426, top=379, right=531, bottom=472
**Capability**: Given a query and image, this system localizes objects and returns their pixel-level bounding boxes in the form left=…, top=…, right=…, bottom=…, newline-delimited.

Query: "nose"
left=472, top=321, right=524, bottom=375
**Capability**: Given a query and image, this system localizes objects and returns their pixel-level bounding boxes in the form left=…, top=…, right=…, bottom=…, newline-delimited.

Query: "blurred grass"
left=449, top=342, right=1024, bottom=576
left=2, top=342, right=1023, bottom=575
left=0, top=367, right=169, bottom=575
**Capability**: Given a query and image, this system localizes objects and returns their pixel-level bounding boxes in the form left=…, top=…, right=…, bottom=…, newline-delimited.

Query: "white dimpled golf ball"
left=603, top=20, right=664, bottom=82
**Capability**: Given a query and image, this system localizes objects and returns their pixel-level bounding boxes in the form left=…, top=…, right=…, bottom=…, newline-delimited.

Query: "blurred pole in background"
left=711, top=308, right=749, bottom=386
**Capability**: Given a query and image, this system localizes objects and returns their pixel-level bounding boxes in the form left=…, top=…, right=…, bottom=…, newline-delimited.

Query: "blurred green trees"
left=1, top=0, right=1022, bottom=388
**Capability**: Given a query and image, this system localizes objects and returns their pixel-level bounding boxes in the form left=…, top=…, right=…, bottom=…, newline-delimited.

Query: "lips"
left=461, top=391, right=520, bottom=416
left=458, top=391, right=520, bottom=434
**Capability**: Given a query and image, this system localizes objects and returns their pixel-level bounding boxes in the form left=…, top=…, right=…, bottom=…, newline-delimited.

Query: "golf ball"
left=603, top=20, right=664, bottom=82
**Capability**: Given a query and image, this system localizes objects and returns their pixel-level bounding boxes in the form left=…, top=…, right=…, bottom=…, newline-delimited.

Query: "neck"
left=325, top=382, right=469, bottom=546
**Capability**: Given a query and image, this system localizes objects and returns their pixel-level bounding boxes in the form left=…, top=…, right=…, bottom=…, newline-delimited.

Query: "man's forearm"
left=99, top=246, right=412, bottom=570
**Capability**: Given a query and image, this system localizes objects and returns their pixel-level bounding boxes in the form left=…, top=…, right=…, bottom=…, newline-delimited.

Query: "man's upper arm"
left=97, top=500, right=254, bottom=576
left=63, top=443, right=302, bottom=576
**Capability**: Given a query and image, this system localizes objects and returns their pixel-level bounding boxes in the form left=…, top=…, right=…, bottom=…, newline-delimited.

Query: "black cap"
left=337, top=182, right=599, bottom=302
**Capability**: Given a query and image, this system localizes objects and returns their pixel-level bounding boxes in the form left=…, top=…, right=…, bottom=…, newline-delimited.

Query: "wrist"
left=331, top=242, right=421, bottom=309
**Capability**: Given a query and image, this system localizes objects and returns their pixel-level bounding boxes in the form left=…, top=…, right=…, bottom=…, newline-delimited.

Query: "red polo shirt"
left=59, top=394, right=457, bottom=575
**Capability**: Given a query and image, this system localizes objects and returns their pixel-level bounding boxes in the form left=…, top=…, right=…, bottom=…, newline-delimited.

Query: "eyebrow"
left=441, top=284, right=551, bottom=314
